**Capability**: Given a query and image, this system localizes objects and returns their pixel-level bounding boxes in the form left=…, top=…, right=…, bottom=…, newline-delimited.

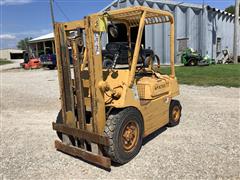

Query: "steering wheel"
left=106, top=43, right=120, bottom=68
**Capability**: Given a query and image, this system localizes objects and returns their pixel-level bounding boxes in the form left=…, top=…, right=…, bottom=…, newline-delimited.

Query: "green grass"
left=0, top=59, right=13, bottom=66
left=160, top=64, right=240, bottom=88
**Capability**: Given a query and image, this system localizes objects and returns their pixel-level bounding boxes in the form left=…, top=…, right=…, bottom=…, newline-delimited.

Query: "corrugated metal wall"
left=105, top=0, right=238, bottom=64
left=206, top=10, right=235, bottom=60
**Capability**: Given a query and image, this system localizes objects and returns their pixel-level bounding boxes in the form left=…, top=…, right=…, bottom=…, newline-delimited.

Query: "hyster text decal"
left=155, top=84, right=166, bottom=90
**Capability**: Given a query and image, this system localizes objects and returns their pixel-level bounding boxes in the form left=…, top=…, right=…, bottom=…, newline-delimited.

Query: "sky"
left=0, top=0, right=235, bottom=49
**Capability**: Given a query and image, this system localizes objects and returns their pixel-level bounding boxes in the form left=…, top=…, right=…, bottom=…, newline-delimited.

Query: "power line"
left=54, top=0, right=71, bottom=21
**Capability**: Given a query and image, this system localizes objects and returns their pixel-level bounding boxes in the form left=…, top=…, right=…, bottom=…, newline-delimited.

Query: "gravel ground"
left=1, top=62, right=239, bottom=179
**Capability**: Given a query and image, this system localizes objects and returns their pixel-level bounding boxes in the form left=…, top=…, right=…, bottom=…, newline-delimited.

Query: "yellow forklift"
left=52, top=6, right=182, bottom=169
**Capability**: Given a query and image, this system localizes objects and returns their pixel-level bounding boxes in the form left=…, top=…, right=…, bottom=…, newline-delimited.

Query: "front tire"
left=104, top=107, right=143, bottom=164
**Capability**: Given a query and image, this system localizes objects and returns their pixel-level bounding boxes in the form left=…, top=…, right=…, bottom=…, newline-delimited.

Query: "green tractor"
left=181, top=48, right=213, bottom=66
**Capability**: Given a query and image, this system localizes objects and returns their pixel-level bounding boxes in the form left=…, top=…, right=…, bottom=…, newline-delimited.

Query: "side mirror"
left=109, top=24, right=118, bottom=38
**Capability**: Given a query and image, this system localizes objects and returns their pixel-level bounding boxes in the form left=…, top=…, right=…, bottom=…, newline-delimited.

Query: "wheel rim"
left=121, top=121, right=139, bottom=152
left=172, top=106, right=180, bottom=122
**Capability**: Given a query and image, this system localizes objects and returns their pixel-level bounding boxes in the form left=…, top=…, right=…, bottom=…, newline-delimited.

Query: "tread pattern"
left=104, top=109, right=121, bottom=163
left=103, top=108, right=143, bottom=164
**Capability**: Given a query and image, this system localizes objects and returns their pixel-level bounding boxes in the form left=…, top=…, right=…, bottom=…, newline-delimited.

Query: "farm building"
left=0, top=49, right=25, bottom=60
left=28, top=0, right=240, bottom=64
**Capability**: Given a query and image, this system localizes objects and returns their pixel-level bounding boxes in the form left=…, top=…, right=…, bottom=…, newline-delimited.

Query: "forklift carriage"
left=52, top=6, right=181, bottom=169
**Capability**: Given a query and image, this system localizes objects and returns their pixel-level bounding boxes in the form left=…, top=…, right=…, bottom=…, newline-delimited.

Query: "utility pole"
left=49, top=0, right=55, bottom=29
left=49, top=0, right=56, bottom=56
left=233, top=0, right=240, bottom=64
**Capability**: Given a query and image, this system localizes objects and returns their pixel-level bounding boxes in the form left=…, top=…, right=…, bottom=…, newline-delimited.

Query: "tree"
left=225, top=5, right=240, bottom=15
left=17, top=37, right=32, bottom=51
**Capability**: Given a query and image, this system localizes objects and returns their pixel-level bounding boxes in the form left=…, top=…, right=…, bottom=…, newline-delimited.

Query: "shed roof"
left=206, top=5, right=237, bottom=18
left=29, top=32, right=54, bottom=43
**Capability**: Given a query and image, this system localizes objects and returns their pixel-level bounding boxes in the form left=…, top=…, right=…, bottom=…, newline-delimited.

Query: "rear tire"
left=168, top=100, right=182, bottom=127
left=104, top=107, right=143, bottom=164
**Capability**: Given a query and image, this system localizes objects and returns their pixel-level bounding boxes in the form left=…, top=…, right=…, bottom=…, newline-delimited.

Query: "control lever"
left=112, top=53, right=119, bottom=69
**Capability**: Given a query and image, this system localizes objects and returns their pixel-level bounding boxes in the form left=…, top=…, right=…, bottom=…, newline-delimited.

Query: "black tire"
left=168, top=100, right=182, bottom=127
left=189, top=59, right=197, bottom=66
left=48, top=65, right=56, bottom=70
left=104, top=107, right=143, bottom=164
left=56, top=110, right=63, bottom=140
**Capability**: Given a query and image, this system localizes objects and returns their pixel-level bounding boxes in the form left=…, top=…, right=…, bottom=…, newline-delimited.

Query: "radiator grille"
left=137, top=84, right=145, bottom=99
